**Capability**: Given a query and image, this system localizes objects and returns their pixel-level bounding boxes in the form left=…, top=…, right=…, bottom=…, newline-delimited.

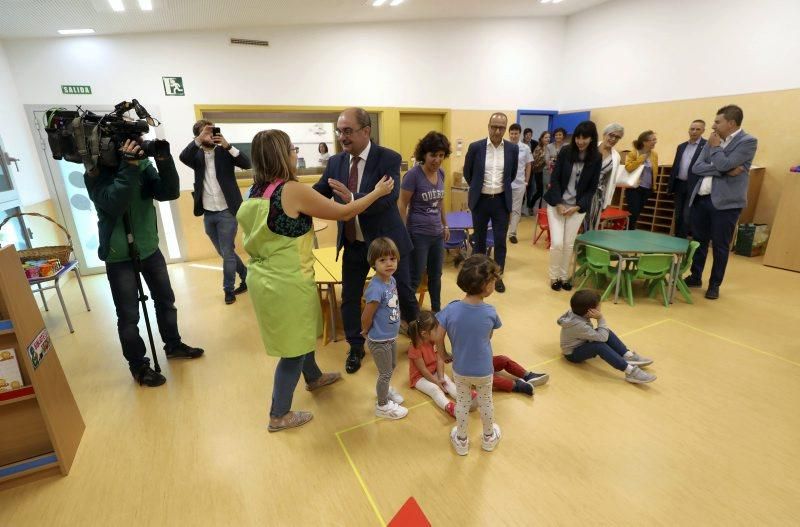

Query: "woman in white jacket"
left=587, top=123, right=625, bottom=230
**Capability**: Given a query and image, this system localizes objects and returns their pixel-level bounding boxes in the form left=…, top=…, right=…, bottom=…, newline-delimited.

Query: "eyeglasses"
left=334, top=126, right=366, bottom=138
left=607, top=134, right=623, bottom=141
left=289, top=146, right=300, bottom=153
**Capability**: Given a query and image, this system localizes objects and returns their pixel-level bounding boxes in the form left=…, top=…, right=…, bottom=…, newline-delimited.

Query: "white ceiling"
left=0, top=0, right=610, bottom=39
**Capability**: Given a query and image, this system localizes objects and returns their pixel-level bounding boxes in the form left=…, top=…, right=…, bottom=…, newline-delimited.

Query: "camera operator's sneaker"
left=450, top=426, right=469, bottom=456
left=133, top=365, right=166, bottom=387
left=481, top=423, right=502, bottom=452
left=388, top=386, right=404, bottom=404
left=625, top=366, right=656, bottom=384
left=165, top=342, right=204, bottom=359
left=624, top=351, right=653, bottom=367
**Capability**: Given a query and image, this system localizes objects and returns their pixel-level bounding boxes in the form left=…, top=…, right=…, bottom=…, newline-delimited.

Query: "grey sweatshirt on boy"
left=557, top=310, right=609, bottom=355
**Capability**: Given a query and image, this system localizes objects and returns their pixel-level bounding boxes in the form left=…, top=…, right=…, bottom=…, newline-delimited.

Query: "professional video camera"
left=45, top=99, right=170, bottom=176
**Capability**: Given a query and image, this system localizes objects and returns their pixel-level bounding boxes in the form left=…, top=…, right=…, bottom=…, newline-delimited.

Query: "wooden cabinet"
left=763, top=173, right=800, bottom=272
left=0, top=245, right=84, bottom=490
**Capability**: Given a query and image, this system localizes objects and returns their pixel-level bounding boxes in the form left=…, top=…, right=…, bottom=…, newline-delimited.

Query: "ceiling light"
left=389, top=0, right=404, bottom=5
left=540, top=0, right=553, bottom=3
left=58, top=29, right=96, bottom=35
left=108, top=0, right=125, bottom=12
left=372, top=0, right=387, bottom=5
left=137, top=0, right=152, bottom=10
left=553, top=0, right=564, bottom=3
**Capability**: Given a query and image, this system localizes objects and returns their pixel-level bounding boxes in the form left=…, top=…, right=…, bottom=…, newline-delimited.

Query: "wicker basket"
left=0, top=212, right=74, bottom=265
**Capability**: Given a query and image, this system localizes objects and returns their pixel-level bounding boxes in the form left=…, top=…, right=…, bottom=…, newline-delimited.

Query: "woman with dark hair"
left=623, top=130, right=659, bottom=230
left=318, top=142, right=330, bottom=167
left=527, top=130, right=551, bottom=212
left=543, top=121, right=601, bottom=291
left=399, top=131, right=451, bottom=312
left=544, top=127, right=567, bottom=186
left=237, top=129, right=394, bottom=432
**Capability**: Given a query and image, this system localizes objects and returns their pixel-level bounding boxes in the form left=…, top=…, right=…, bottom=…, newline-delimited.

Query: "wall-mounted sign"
left=162, top=76, right=185, bottom=96
left=61, top=85, right=92, bottom=95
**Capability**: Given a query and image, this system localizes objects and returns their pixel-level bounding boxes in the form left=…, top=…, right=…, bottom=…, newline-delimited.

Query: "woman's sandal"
left=268, top=411, right=313, bottom=433
left=305, top=372, right=342, bottom=392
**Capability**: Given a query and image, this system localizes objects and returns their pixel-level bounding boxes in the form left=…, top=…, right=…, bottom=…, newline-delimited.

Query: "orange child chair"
left=532, top=208, right=551, bottom=248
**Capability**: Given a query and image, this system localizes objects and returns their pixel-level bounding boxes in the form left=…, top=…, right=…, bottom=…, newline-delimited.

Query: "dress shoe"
left=684, top=275, right=702, bottom=288
left=561, top=281, right=573, bottom=291
left=705, top=285, right=720, bottom=300
left=509, top=234, right=518, bottom=244
left=551, top=279, right=562, bottom=291
left=233, top=282, right=248, bottom=295
left=345, top=347, right=365, bottom=374
left=225, top=291, right=236, bottom=304
left=495, top=278, right=506, bottom=293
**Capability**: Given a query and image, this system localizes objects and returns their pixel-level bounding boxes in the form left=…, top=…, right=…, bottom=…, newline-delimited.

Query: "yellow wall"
left=590, top=88, right=800, bottom=225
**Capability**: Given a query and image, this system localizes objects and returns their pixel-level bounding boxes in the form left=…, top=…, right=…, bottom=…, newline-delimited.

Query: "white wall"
left=560, top=0, right=800, bottom=110
left=0, top=42, right=49, bottom=205
left=2, top=17, right=566, bottom=189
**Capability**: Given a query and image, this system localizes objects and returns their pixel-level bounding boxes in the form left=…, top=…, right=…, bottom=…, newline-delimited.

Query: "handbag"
left=614, top=162, right=645, bottom=188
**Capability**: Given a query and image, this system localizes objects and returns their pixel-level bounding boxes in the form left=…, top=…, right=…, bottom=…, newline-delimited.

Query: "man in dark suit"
left=180, top=120, right=252, bottom=304
left=687, top=105, right=758, bottom=300
left=669, top=119, right=707, bottom=238
left=313, top=108, right=417, bottom=374
left=463, top=112, right=518, bottom=293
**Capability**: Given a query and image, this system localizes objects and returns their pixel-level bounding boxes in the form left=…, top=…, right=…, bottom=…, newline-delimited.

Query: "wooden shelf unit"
left=612, top=165, right=676, bottom=235
left=0, top=245, right=84, bottom=491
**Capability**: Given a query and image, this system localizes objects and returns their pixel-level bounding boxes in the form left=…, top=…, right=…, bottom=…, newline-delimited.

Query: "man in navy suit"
left=668, top=119, right=707, bottom=238
left=462, top=113, right=519, bottom=292
left=687, top=105, right=758, bottom=300
left=314, top=108, right=417, bottom=373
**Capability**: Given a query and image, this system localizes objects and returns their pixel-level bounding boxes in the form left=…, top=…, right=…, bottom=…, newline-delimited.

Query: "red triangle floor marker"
left=388, top=497, right=431, bottom=527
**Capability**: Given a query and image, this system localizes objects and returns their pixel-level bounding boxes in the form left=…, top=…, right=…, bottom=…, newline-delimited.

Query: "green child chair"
left=575, top=245, right=625, bottom=302
left=673, top=240, right=701, bottom=304
left=625, top=253, right=674, bottom=307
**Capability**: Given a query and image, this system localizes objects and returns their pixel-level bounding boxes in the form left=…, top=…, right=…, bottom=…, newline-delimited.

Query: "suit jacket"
left=690, top=130, right=757, bottom=210
left=542, top=146, right=602, bottom=214
left=462, top=139, right=519, bottom=212
left=313, top=143, right=411, bottom=257
left=668, top=138, right=707, bottom=194
left=179, top=142, right=252, bottom=216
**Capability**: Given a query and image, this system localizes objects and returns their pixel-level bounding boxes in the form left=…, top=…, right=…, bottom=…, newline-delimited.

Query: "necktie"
left=344, top=156, right=360, bottom=242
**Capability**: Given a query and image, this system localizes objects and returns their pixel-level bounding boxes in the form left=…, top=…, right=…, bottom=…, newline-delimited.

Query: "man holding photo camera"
left=86, top=138, right=204, bottom=387
left=180, top=120, right=252, bottom=305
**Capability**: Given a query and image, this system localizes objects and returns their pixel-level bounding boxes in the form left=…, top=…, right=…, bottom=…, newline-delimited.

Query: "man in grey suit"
left=686, top=105, right=758, bottom=299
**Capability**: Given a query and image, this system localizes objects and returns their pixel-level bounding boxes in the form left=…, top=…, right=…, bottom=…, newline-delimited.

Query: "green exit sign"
left=61, top=85, right=92, bottom=95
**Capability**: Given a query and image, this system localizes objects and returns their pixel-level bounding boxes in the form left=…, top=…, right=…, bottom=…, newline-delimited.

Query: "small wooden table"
left=28, top=261, right=91, bottom=334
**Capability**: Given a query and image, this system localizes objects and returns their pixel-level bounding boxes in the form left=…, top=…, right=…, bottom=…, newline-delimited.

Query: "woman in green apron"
left=238, top=130, right=394, bottom=432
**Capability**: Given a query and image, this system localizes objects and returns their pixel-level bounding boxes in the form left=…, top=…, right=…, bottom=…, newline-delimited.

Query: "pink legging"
left=492, top=355, right=527, bottom=392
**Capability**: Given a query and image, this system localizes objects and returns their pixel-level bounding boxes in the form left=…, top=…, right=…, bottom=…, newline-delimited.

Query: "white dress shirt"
left=348, top=141, right=372, bottom=242
left=698, top=128, right=741, bottom=196
left=196, top=138, right=240, bottom=212
left=481, top=138, right=505, bottom=194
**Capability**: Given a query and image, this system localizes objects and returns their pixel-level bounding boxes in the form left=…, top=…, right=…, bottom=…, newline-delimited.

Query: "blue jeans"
left=565, top=330, right=629, bottom=371
left=105, top=249, right=181, bottom=374
left=409, top=233, right=444, bottom=311
left=203, top=209, right=246, bottom=292
left=270, top=351, right=323, bottom=418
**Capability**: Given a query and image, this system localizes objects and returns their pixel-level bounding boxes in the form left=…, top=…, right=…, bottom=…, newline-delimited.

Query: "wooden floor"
left=1, top=217, right=799, bottom=526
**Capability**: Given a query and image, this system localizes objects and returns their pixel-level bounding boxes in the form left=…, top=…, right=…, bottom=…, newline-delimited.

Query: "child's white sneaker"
left=624, top=350, right=653, bottom=367
left=375, top=400, right=408, bottom=419
left=450, top=426, right=469, bottom=456
left=625, top=365, right=656, bottom=384
left=481, top=423, right=502, bottom=452
left=388, top=386, right=404, bottom=404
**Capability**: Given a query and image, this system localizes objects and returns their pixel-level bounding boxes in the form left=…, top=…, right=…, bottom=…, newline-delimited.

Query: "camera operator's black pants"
left=105, top=249, right=181, bottom=375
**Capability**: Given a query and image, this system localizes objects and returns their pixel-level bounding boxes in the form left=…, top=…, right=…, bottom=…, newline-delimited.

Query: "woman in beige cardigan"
left=623, top=130, right=658, bottom=230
